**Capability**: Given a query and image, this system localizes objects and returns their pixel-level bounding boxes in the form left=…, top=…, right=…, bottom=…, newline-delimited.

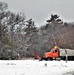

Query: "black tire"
left=60, top=56, right=66, bottom=60
left=47, top=57, right=53, bottom=61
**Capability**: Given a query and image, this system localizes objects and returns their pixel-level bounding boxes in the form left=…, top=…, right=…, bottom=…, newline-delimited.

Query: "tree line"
left=0, top=2, right=74, bottom=60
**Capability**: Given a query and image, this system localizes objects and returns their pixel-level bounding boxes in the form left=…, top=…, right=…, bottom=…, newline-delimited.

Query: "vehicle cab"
left=45, top=46, right=59, bottom=59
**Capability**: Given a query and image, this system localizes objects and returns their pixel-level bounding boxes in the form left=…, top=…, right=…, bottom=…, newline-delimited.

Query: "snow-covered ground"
left=0, top=60, right=74, bottom=75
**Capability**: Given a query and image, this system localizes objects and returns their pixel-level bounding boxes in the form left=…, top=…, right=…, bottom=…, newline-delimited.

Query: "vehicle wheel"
left=47, top=57, right=53, bottom=61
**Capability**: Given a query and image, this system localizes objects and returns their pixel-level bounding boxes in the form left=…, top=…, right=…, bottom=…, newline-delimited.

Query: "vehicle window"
left=55, top=50, right=57, bottom=52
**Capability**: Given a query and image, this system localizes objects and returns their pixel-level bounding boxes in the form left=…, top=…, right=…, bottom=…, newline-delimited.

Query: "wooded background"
left=0, top=2, right=74, bottom=59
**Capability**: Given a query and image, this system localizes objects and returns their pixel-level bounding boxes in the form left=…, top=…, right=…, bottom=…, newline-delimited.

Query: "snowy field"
left=0, top=60, right=74, bottom=75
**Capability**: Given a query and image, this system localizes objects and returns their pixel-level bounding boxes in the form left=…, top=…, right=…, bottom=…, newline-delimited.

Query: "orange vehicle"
left=40, top=46, right=74, bottom=61
left=45, top=46, right=59, bottom=59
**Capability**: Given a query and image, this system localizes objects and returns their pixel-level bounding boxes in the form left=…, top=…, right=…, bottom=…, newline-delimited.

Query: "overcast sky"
left=0, top=0, right=74, bottom=27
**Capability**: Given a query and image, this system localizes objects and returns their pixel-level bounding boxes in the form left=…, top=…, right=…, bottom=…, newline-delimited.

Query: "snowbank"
left=0, top=60, right=74, bottom=75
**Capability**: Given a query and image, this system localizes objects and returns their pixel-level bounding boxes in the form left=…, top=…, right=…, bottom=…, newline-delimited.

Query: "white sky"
left=0, top=0, right=74, bottom=27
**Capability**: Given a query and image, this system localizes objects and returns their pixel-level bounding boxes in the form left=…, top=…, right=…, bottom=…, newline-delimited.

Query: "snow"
left=0, top=60, right=74, bottom=75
